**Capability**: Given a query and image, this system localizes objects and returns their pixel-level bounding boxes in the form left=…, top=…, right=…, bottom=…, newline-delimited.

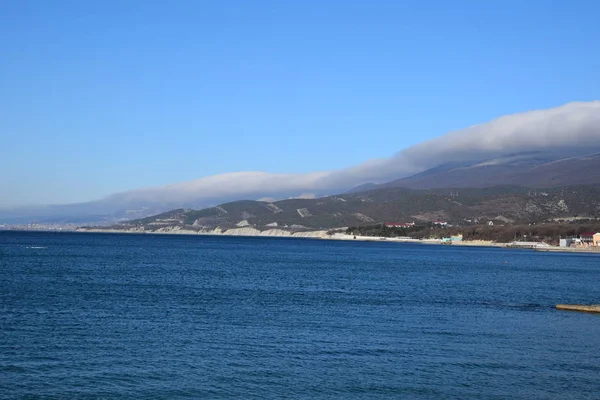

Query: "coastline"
left=74, top=227, right=508, bottom=248
left=8, top=228, right=600, bottom=253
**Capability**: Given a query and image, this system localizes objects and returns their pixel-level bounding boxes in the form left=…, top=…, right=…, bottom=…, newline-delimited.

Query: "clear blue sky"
left=1, top=0, right=599, bottom=206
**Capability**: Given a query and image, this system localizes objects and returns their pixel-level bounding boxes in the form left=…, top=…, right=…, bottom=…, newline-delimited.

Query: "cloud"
left=401, top=100, right=600, bottom=165
left=320, top=100, right=600, bottom=186
left=102, top=101, right=600, bottom=208
left=104, top=171, right=332, bottom=205
left=4, top=100, right=597, bottom=223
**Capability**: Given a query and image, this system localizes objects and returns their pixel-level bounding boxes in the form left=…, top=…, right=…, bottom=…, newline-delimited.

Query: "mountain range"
left=2, top=101, right=599, bottom=225
left=112, top=184, right=600, bottom=233
left=3, top=149, right=600, bottom=227
left=351, top=151, right=600, bottom=191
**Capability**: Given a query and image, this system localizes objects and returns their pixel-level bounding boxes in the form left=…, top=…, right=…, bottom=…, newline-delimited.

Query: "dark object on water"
left=556, top=304, right=600, bottom=313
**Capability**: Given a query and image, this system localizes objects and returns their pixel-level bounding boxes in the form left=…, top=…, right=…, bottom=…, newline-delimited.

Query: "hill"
left=5, top=149, right=600, bottom=227
left=109, top=185, right=600, bottom=232
left=354, top=151, right=600, bottom=191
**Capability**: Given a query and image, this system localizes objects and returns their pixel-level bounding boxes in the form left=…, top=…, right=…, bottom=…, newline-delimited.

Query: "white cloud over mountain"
left=1, top=100, right=599, bottom=223
left=106, top=100, right=600, bottom=206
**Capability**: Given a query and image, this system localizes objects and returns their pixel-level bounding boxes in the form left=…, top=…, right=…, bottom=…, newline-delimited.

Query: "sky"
left=1, top=0, right=599, bottom=207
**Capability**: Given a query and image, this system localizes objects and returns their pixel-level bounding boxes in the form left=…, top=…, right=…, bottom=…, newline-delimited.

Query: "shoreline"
left=71, top=228, right=509, bottom=248
left=9, top=228, right=600, bottom=253
left=535, top=247, right=600, bottom=253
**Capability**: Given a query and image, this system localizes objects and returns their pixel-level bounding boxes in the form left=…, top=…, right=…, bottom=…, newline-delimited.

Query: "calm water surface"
left=1, top=231, right=599, bottom=399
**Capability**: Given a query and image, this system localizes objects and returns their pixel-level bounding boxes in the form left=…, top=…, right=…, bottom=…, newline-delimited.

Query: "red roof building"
left=580, top=232, right=600, bottom=246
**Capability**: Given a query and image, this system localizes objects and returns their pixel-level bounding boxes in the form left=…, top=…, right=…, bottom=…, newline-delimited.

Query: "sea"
left=1, top=231, right=599, bottom=399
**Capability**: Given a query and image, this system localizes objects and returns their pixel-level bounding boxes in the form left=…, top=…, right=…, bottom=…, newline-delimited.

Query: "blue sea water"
left=1, top=231, right=599, bottom=399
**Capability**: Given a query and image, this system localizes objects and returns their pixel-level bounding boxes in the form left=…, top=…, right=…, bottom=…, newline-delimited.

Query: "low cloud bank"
left=106, top=101, right=600, bottom=206
left=3, top=101, right=597, bottom=223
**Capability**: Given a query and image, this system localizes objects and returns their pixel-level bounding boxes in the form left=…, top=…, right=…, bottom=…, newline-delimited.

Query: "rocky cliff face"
left=78, top=225, right=330, bottom=239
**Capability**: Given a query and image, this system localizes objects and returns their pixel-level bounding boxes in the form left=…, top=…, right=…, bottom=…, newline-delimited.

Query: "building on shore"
left=559, top=237, right=580, bottom=247
left=580, top=232, right=600, bottom=247
left=560, top=232, right=600, bottom=248
left=441, top=234, right=463, bottom=243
